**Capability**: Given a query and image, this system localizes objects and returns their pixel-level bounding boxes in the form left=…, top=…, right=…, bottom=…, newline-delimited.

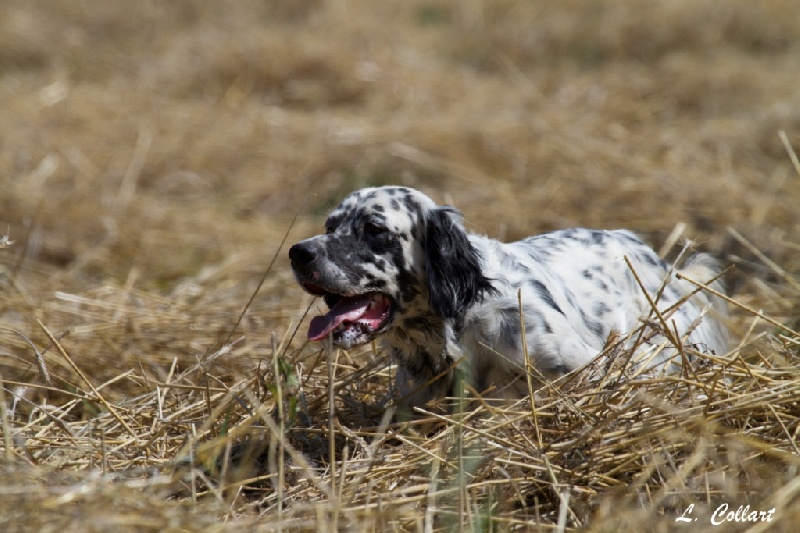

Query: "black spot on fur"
left=366, top=278, right=387, bottom=290
left=550, top=364, right=571, bottom=375
left=325, top=213, right=344, bottom=233
left=400, top=194, right=424, bottom=225
left=586, top=318, right=604, bottom=339
left=563, top=287, right=578, bottom=308
left=531, top=280, right=564, bottom=317
left=500, top=250, right=533, bottom=275
left=424, top=207, right=497, bottom=320
left=402, top=316, right=437, bottom=335
left=594, top=302, right=610, bottom=317
left=495, top=306, right=522, bottom=345
left=640, top=251, right=659, bottom=267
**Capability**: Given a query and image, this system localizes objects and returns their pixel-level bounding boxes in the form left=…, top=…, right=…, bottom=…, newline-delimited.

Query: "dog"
left=289, top=186, right=728, bottom=407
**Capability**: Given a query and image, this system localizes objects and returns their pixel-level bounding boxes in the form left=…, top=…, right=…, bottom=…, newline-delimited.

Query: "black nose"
left=289, top=242, right=317, bottom=268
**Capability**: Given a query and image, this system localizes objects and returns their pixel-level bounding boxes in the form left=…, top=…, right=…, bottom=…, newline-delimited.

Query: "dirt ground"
left=1, top=1, right=799, bottom=531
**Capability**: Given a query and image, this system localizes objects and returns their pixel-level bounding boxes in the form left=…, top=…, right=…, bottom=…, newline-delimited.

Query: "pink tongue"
left=308, top=294, right=383, bottom=341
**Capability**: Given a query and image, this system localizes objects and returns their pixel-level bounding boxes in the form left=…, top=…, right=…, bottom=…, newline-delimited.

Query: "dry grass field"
left=2, top=1, right=800, bottom=531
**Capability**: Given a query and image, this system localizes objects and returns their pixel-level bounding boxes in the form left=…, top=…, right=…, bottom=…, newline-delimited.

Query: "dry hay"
left=2, top=225, right=800, bottom=532
left=2, top=0, right=800, bottom=531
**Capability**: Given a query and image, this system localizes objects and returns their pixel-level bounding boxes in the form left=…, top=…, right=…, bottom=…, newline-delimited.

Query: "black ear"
left=424, top=207, right=496, bottom=320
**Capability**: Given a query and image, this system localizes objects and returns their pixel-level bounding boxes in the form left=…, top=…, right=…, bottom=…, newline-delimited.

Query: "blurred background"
left=1, top=0, right=799, bottom=378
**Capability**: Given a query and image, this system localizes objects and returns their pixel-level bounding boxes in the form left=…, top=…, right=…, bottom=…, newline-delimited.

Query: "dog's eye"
left=364, top=222, right=387, bottom=235
left=325, top=225, right=335, bottom=235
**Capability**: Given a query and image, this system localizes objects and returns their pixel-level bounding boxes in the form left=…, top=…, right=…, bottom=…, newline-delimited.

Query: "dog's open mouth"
left=303, top=284, right=394, bottom=348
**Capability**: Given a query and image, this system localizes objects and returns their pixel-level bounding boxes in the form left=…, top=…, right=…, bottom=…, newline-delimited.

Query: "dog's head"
left=289, top=186, right=494, bottom=349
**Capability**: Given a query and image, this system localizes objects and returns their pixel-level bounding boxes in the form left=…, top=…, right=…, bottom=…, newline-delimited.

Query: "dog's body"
left=289, top=186, right=727, bottom=406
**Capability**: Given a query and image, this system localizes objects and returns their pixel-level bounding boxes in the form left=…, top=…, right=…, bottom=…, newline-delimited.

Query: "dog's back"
left=460, top=228, right=728, bottom=396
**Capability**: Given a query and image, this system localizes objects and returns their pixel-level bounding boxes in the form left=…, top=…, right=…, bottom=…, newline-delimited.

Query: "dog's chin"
left=330, top=318, right=389, bottom=349
left=302, top=283, right=395, bottom=348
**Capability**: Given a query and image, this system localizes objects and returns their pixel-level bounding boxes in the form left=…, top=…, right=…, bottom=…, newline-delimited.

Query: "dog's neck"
left=382, top=311, right=465, bottom=408
left=383, top=312, right=444, bottom=354
left=383, top=309, right=467, bottom=370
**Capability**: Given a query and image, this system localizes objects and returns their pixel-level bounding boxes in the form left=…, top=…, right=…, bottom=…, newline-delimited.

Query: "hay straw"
left=3, top=246, right=798, bottom=533
left=4, top=246, right=798, bottom=531
left=1, top=1, right=800, bottom=531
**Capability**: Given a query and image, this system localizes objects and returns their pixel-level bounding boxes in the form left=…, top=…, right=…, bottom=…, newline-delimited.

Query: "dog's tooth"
left=369, top=294, right=380, bottom=309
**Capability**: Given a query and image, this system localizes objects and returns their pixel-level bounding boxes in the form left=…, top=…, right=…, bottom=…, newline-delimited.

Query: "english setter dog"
left=289, top=186, right=727, bottom=407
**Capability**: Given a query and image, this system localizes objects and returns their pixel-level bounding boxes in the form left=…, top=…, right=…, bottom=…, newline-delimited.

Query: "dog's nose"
left=289, top=241, right=317, bottom=267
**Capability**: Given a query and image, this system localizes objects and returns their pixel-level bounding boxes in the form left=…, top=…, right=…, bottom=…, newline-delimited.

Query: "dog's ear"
left=424, top=207, right=496, bottom=319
